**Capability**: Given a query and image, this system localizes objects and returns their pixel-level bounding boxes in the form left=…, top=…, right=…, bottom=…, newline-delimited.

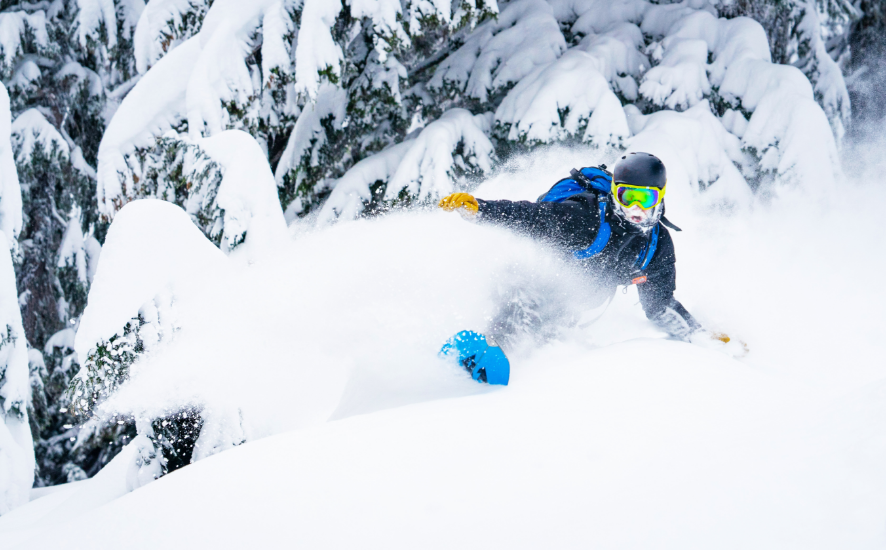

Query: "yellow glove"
left=438, top=192, right=479, bottom=214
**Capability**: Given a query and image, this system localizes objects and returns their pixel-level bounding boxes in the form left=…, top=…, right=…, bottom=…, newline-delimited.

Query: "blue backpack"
left=538, top=165, right=659, bottom=273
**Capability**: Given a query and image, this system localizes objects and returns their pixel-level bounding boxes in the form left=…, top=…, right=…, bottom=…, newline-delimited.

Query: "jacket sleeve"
left=637, top=226, right=704, bottom=341
left=476, top=195, right=600, bottom=250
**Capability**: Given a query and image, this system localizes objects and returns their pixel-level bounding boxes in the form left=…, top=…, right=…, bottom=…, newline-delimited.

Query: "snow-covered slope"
left=1, top=147, right=885, bottom=547
left=6, top=340, right=886, bottom=549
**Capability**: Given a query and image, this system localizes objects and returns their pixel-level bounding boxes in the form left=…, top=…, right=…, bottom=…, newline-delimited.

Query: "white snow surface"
left=3, top=142, right=886, bottom=544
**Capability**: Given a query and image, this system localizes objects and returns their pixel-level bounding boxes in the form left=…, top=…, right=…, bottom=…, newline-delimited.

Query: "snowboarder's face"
left=623, top=203, right=650, bottom=225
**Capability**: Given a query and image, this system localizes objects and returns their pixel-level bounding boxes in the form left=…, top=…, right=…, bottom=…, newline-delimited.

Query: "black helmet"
left=613, top=152, right=666, bottom=189
left=611, top=152, right=666, bottom=231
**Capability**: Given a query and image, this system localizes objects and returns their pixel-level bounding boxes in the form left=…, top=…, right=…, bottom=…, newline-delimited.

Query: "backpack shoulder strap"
left=572, top=197, right=611, bottom=260
left=634, top=224, right=660, bottom=271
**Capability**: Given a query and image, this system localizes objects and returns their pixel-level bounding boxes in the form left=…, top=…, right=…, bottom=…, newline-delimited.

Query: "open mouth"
left=629, top=214, right=645, bottom=223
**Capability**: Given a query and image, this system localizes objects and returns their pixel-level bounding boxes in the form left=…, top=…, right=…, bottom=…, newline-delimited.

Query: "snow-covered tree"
left=0, top=81, right=34, bottom=515
left=0, top=0, right=144, bottom=489
left=717, top=0, right=858, bottom=142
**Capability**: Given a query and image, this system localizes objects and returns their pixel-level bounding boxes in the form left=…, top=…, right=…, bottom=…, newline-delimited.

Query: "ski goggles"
left=612, top=182, right=666, bottom=210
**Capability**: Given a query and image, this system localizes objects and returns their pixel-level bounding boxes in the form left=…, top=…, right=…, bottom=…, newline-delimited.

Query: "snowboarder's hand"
left=690, top=331, right=749, bottom=358
left=438, top=193, right=479, bottom=215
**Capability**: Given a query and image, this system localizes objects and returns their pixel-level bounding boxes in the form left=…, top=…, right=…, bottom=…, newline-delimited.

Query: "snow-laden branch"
left=97, top=36, right=201, bottom=218
left=0, top=10, right=48, bottom=71
left=495, top=49, right=630, bottom=145
left=317, top=108, right=494, bottom=224
left=74, top=199, right=227, bottom=366
left=273, top=82, right=348, bottom=200
left=10, top=109, right=71, bottom=162
left=134, top=0, right=210, bottom=74
left=77, top=0, right=144, bottom=49
left=294, top=0, right=343, bottom=100
left=429, top=0, right=566, bottom=104
left=317, top=140, right=414, bottom=224
left=636, top=6, right=839, bottom=187
left=196, top=130, right=288, bottom=257
left=387, top=108, right=495, bottom=201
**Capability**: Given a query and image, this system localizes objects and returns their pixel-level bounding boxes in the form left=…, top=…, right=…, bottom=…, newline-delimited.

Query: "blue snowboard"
left=439, top=330, right=510, bottom=385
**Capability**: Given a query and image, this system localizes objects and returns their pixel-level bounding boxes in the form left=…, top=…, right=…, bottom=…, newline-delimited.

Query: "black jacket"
left=476, top=192, right=703, bottom=340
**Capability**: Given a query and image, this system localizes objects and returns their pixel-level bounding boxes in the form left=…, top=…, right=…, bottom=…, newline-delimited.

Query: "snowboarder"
left=437, top=152, right=742, bottom=384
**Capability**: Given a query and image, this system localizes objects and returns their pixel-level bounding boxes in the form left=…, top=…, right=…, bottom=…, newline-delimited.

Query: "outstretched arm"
left=637, top=228, right=704, bottom=341
left=477, top=195, right=601, bottom=249
left=640, top=228, right=745, bottom=353
left=438, top=191, right=602, bottom=249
